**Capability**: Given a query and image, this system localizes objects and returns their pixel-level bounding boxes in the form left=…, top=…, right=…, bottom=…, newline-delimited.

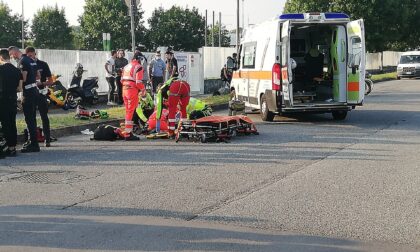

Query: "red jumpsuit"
left=121, top=60, right=145, bottom=134
left=168, top=80, right=190, bottom=132
left=147, top=109, right=169, bottom=132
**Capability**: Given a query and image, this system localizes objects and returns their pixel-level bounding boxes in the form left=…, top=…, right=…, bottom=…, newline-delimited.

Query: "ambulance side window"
left=242, top=43, right=257, bottom=69
left=348, top=36, right=362, bottom=68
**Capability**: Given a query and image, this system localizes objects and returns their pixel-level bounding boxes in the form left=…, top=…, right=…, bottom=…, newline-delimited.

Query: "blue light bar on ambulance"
left=324, top=13, right=350, bottom=19
left=279, top=14, right=304, bottom=20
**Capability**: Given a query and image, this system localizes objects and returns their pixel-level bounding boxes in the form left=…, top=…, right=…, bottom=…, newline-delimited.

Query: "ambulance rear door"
left=346, top=19, right=366, bottom=105
left=281, top=20, right=293, bottom=107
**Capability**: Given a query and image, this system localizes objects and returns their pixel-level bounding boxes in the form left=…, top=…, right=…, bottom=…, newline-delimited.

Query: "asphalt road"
left=1, top=80, right=419, bottom=252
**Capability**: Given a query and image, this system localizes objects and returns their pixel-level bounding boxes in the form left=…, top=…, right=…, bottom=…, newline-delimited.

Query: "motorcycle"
left=365, top=72, right=374, bottom=95
left=42, top=74, right=68, bottom=108
left=65, top=63, right=99, bottom=108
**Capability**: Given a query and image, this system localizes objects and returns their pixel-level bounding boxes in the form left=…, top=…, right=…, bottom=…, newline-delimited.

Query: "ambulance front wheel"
left=332, top=110, right=348, bottom=121
left=260, top=94, right=275, bottom=122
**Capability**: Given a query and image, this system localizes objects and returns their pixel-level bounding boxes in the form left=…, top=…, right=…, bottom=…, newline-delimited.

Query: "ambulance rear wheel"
left=260, top=94, right=275, bottom=122
left=332, top=110, right=348, bottom=121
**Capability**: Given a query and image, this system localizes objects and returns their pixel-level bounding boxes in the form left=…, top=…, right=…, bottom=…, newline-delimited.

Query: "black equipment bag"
left=92, top=124, right=118, bottom=141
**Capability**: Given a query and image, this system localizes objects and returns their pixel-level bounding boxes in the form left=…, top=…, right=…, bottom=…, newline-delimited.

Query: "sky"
left=3, top=0, right=287, bottom=29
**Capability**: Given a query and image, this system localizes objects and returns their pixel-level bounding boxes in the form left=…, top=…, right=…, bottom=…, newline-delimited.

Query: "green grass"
left=371, top=72, right=397, bottom=82
left=16, top=95, right=230, bottom=132
left=202, top=94, right=230, bottom=106
left=16, top=107, right=125, bottom=133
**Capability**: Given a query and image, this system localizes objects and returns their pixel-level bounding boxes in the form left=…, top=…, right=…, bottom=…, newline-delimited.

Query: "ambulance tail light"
left=272, top=63, right=281, bottom=91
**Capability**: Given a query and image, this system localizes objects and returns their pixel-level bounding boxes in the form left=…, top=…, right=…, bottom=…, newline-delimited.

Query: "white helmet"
left=290, top=58, right=297, bottom=70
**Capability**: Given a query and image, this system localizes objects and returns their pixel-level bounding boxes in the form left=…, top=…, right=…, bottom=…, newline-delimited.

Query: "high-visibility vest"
left=122, top=61, right=144, bottom=85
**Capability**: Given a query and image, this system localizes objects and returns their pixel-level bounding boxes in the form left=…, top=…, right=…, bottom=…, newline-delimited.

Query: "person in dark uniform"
left=32, top=51, right=52, bottom=147
left=0, top=49, right=22, bottom=157
left=8, top=46, right=40, bottom=153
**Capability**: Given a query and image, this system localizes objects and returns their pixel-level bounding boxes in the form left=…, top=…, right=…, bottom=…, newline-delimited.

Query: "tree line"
left=0, top=0, right=231, bottom=52
left=284, top=0, right=420, bottom=52
left=2, top=0, right=417, bottom=52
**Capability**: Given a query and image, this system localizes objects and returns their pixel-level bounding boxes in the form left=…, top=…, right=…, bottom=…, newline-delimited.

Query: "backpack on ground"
left=92, top=124, right=119, bottom=141
left=23, top=127, right=45, bottom=143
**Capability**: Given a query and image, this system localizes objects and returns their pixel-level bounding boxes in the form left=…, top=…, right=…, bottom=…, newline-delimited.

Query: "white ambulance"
left=231, top=13, right=366, bottom=121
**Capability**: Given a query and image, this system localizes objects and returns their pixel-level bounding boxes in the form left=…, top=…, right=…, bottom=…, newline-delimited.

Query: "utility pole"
left=236, top=0, right=240, bottom=53
left=212, top=11, right=215, bottom=47
left=205, top=10, right=207, bottom=47
left=219, top=12, right=222, bottom=47
left=130, top=0, right=136, bottom=51
left=21, top=0, right=24, bottom=49
left=242, top=0, right=245, bottom=28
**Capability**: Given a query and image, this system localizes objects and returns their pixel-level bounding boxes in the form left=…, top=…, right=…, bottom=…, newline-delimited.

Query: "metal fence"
left=200, top=47, right=237, bottom=80
left=36, top=49, right=204, bottom=94
left=366, top=51, right=403, bottom=71
left=33, top=48, right=404, bottom=94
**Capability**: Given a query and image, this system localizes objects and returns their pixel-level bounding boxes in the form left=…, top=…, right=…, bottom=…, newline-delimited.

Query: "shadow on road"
left=0, top=205, right=363, bottom=252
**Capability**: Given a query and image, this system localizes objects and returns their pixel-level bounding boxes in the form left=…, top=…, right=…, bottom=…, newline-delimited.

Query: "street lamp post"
left=236, top=0, right=240, bottom=53
left=130, top=0, right=136, bottom=51
left=21, top=0, right=24, bottom=49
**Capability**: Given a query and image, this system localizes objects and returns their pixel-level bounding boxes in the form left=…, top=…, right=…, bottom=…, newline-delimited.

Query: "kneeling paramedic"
left=121, top=52, right=146, bottom=140
left=186, top=97, right=212, bottom=120
left=156, top=77, right=190, bottom=136
left=132, top=91, right=154, bottom=132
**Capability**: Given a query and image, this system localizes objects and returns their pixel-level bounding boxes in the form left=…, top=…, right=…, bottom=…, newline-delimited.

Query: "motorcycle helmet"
left=290, top=58, right=297, bottom=70
left=75, top=63, right=84, bottom=77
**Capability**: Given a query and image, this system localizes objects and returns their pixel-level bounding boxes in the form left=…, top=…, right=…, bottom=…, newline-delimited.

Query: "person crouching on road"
left=121, top=52, right=146, bottom=140
left=132, top=91, right=154, bottom=132
left=156, top=77, right=190, bottom=136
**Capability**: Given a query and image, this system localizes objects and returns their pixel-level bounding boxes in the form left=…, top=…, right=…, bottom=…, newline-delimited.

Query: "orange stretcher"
left=175, top=115, right=259, bottom=143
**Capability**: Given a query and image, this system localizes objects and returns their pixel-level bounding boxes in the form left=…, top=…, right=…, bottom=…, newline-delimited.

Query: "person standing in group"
left=0, top=49, right=21, bottom=157
left=134, top=46, right=149, bottom=88
left=114, top=49, right=128, bottom=105
left=165, top=50, right=178, bottom=80
left=8, top=46, right=40, bottom=153
left=31, top=50, right=53, bottom=147
left=120, top=52, right=146, bottom=140
left=105, top=50, right=117, bottom=105
left=148, top=50, right=166, bottom=95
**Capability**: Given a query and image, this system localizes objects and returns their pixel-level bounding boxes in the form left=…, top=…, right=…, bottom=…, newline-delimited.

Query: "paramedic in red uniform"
left=156, top=77, right=190, bottom=136
left=121, top=52, right=146, bottom=140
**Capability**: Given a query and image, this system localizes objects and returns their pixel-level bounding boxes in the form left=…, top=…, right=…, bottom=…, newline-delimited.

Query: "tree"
left=206, top=22, right=231, bottom=47
left=76, top=0, right=145, bottom=50
left=0, top=2, right=27, bottom=48
left=283, top=0, right=420, bottom=51
left=146, top=6, right=205, bottom=52
left=31, top=5, right=73, bottom=49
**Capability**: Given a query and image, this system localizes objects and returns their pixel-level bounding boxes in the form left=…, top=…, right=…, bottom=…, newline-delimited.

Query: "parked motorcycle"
left=44, top=74, right=68, bottom=108
left=65, top=63, right=99, bottom=107
left=365, top=72, right=374, bottom=95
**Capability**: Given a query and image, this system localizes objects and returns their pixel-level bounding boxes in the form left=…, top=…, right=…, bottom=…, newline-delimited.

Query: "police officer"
left=8, top=46, right=40, bottom=153
left=32, top=51, right=52, bottom=147
left=0, top=49, right=22, bottom=157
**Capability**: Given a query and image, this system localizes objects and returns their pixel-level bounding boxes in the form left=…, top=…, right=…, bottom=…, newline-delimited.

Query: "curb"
left=17, top=119, right=122, bottom=144
left=372, top=77, right=397, bottom=83
left=16, top=103, right=229, bottom=143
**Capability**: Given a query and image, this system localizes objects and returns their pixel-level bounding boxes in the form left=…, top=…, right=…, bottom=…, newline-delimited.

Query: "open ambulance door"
left=346, top=19, right=366, bottom=105
left=281, top=20, right=293, bottom=107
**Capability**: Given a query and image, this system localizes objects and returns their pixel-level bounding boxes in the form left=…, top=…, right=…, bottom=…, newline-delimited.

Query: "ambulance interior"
left=289, top=24, right=347, bottom=104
